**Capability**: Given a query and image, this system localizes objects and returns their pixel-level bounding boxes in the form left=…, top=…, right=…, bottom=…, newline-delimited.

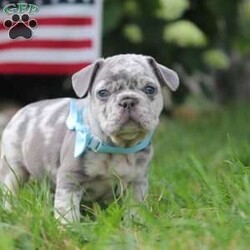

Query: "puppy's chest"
left=80, top=153, right=146, bottom=202
left=85, top=153, right=144, bottom=182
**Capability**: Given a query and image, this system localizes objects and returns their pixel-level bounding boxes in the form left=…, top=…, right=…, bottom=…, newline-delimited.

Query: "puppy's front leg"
left=54, top=187, right=83, bottom=224
left=131, top=177, right=148, bottom=203
left=128, top=177, right=148, bottom=220
left=54, top=169, right=83, bottom=224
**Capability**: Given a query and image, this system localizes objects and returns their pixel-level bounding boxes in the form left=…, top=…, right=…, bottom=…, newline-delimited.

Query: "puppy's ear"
left=147, top=57, right=179, bottom=91
left=72, top=58, right=104, bottom=98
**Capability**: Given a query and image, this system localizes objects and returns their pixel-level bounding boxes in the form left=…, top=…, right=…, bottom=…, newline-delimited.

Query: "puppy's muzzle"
left=119, top=97, right=139, bottom=111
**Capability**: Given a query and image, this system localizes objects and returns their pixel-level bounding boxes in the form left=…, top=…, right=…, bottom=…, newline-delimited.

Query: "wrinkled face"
left=90, top=57, right=164, bottom=146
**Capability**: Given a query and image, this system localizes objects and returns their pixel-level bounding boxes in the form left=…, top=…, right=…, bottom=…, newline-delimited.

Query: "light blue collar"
left=66, top=100, right=153, bottom=158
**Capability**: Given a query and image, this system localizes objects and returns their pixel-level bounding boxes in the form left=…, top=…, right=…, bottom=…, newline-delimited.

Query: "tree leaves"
left=123, top=24, right=143, bottom=43
left=163, top=20, right=207, bottom=47
left=203, top=49, right=230, bottom=70
left=156, top=0, right=189, bottom=20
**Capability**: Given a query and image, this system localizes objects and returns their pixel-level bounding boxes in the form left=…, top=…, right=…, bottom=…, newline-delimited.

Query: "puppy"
left=0, top=54, right=179, bottom=224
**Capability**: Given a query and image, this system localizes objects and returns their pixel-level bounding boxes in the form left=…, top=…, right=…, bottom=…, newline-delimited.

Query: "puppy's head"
left=72, top=54, right=179, bottom=146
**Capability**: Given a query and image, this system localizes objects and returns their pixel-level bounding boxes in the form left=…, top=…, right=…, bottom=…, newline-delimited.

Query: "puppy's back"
left=1, top=98, right=71, bottom=179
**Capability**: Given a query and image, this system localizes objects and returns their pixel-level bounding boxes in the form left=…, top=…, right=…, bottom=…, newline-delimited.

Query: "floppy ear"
left=72, top=58, right=104, bottom=98
left=147, top=57, right=179, bottom=91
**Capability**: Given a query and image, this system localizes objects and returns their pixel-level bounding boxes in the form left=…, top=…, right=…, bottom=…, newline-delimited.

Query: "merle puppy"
left=0, top=54, right=179, bottom=224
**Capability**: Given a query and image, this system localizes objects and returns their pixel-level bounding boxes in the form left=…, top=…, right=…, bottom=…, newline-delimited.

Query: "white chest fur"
left=81, top=150, right=151, bottom=202
left=85, top=152, right=148, bottom=182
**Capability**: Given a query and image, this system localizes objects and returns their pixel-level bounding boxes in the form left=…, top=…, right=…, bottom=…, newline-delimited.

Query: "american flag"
left=0, top=0, right=102, bottom=75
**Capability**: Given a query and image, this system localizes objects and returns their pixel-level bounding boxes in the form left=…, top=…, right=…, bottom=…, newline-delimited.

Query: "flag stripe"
left=0, top=49, right=96, bottom=63
left=0, top=26, right=95, bottom=42
left=0, top=62, right=91, bottom=75
left=0, top=39, right=92, bottom=49
left=36, top=4, right=98, bottom=17
left=36, top=17, right=93, bottom=26
left=0, top=17, right=93, bottom=31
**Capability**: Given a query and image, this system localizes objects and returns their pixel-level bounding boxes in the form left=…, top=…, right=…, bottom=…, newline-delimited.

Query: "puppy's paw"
left=123, top=206, right=145, bottom=226
left=2, top=199, right=12, bottom=212
left=54, top=209, right=81, bottom=225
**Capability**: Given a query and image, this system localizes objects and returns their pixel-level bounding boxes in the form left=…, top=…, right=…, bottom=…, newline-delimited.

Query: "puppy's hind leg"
left=0, top=157, right=29, bottom=210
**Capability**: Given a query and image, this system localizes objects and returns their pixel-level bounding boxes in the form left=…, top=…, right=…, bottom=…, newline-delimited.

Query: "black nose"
left=119, top=97, right=138, bottom=110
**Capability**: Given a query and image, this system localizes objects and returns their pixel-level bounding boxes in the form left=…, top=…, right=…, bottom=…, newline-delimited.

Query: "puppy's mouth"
left=109, top=121, right=148, bottom=147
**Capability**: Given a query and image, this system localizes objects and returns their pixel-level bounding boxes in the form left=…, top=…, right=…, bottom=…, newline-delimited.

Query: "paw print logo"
left=3, top=14, right=37, bottom=39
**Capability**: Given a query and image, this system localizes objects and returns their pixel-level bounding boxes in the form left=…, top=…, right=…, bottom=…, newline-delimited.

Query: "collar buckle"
left=88, top=137, right=102, bottom=152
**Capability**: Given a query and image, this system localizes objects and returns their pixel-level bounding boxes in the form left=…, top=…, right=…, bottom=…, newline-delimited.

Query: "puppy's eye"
left=97, top=89, right=110, bottom=98
left=143, top=85, right=156, bottom=95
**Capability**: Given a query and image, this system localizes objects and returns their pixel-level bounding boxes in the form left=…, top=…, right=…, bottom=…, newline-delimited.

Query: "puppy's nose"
left=119, top=98, right=138, bottom=110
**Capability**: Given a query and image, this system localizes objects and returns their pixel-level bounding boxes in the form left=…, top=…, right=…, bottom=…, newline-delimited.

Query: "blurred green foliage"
left=123, top=24, right=143, bottom=44
left=203, top=49, right=230, bottom=70
left=103, top=0, right=249, bottom=103
left=163, top=20, right=207, bottom=47
left=237, top=0, right=250, bottom=54
left=156, top=0, right=189, bottom=20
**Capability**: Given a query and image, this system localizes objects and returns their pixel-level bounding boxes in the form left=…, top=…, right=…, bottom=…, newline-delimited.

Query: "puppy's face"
left=72, top=54, right=179, bottom=146
left=91, top=58, right=163, bottom=146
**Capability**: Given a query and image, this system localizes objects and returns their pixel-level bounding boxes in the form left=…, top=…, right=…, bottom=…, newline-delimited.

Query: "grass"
left=1, top=104, right=250, bottom=249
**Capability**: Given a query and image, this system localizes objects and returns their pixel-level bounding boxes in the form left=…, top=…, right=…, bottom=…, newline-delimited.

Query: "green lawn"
left=1, top=104, right=250, bottom=250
